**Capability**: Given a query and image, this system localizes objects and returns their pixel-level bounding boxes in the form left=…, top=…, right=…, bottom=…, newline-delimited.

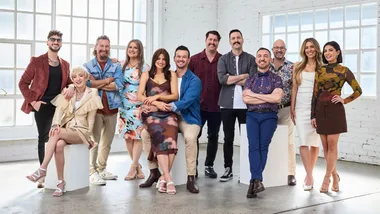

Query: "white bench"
left=239, top=124, right=288, bottom=187
left=45, top=144, right=89, bottom=191
left=171, top=133, right=187, bottom=185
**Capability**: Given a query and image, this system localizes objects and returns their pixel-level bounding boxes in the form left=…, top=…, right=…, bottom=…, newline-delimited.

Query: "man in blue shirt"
left=84, top=35, right=124, bottom=185
left=243, top=47, right=283, bottom=198
left=139, top=46, right=202, bottom=193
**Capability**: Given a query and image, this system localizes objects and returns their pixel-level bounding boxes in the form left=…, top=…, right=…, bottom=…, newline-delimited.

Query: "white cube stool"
left=171, top=133, right=187, bottom=185
left=239, top=124, right=288, bottom=187
left=45, top=144, right=89, bottom=191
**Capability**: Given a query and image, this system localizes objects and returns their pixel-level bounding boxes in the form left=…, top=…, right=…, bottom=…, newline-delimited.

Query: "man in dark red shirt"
left=189, top=30, right=222, bottom=179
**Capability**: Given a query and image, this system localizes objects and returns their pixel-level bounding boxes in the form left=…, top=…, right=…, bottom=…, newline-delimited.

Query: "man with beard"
left=188, top=30, right=222, bottom=179
left=139, top=45, right=202, bottom=193
left=19, top=30, right=74, bottom=188
left=217, top=29, right=257, bottom=182
left=243, top=47, right=283, bottom=198
left=84, top=35, right=124, bottom=185
left=270, top=39, right=296, bottom=186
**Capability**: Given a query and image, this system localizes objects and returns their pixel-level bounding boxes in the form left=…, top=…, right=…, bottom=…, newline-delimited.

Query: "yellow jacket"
left=51, top=87, right=103, bottom=144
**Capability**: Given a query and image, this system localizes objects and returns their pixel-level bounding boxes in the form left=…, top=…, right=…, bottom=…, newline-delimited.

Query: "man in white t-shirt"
left=217, top=29, right=257, bottom=182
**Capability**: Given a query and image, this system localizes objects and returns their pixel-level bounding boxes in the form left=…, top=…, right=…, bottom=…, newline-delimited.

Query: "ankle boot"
left=139, top=168, right=161, bottom=188
left=186, top=175, right=199, bottom=193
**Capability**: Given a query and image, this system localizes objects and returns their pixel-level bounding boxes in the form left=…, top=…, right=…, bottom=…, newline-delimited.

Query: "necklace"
left=128, top=61, right=138, bottom=68
left=75, top=89, right=85, bottom=101
left=48, top=58, right=59, bottom=66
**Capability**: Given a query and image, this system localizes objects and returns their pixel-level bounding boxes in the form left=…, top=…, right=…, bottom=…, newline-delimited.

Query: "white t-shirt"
left=233, top=55, right=247, bottom=109
left=178, top=77, right=183, bottom=99
left=177, top=77, right=183, bottom=115
left=74, top=101, right=81, bottom=111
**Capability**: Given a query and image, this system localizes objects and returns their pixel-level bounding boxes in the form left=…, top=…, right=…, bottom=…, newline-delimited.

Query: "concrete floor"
left=1, top=145, right=380, bottom=214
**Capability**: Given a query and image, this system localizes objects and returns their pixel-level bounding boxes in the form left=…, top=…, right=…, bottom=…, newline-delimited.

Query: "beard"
left=98, top=51, right=110, bottom=60
left=258, top=63, right=270, bottom=70
left=49, top=46, right=61, bottom=53
left=274, top=52, right=284, bottom=60
left=176, top=62, right=187, bottom=69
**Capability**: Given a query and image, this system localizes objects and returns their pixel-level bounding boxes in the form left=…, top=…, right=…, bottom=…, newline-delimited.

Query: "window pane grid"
left=0, top=0, right=150, bottom=127
left=261, top=3, right=377, bottom=97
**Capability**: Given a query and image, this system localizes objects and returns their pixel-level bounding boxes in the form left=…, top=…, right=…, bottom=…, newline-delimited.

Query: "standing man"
left=139, top=45, right=202, bottom=193
left=189, top=30, right=222, bottom=179
left=84, top=35, right=124, bottom=185
left=243, top=47, right=283, bottom=198
left=19, top=30, right=73, bottom=188
left=217, top=29, right=257, bottom=182
left=270, top=39, right=296, bottom=186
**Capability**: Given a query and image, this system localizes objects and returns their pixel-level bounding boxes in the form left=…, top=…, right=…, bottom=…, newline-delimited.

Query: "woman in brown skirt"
left=26, top=66, right=103, bottom=196
left=311, top=41, right=362, bottom=193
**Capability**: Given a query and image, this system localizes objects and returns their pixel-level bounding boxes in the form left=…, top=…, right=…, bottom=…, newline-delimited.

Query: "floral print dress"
left=118, top=63, right=150, bottom=139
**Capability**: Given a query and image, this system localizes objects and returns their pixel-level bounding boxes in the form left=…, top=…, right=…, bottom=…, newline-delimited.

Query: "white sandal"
left=26, top=168, right=46, bottom=183
left=166, top=181, right=176, bottom=195
left=53, top=180, right=66, bottom=197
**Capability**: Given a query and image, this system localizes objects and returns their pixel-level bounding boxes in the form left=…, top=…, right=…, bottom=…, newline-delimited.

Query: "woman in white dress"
left=291, top=38, right=323, bottom=191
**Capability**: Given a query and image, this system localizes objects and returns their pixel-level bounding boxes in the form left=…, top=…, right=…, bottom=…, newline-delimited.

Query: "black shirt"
left=41, top=64, right=62, bottom=102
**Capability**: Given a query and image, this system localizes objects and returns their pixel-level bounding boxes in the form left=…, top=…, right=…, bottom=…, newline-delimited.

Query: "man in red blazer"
left=19, top=30, right=73, bottom=188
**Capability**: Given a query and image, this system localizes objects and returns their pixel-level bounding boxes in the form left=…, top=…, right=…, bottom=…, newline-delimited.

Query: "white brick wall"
left=217, top=0, right=380, bottom=165
left=1, top=0, right=379, bottom=165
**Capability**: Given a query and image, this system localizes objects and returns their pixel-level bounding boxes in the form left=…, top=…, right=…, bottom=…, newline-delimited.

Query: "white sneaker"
left=99, top=169, right=118, bottom=180
left=90, top=172, right=106, bottom=185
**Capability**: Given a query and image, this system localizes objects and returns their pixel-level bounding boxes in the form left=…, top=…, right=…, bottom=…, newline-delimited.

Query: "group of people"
left=21, top=28, right=362, bottom=198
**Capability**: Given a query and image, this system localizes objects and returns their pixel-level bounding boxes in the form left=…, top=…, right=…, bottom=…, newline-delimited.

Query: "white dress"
left=295, top=71, right=320, bottom=147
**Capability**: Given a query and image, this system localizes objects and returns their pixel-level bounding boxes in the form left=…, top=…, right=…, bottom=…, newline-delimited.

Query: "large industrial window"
left=0, top=0, right=151, bottom=138
left=261, top=2, right=377, bottom=97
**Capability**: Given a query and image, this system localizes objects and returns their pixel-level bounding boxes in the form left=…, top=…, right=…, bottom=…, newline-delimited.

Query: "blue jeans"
left=246, top=111, right=278, bottom=182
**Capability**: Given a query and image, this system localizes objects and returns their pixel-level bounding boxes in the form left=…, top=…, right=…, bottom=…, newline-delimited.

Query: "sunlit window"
left=0, top=0, right=150, bottom=127
left=261, top=2, right=377, bottom=96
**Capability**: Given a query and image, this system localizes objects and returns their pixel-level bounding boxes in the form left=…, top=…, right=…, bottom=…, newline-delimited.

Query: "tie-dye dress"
left=143, top=78, right=178, bottom=158
left=118, top=64, right=150, bottom=139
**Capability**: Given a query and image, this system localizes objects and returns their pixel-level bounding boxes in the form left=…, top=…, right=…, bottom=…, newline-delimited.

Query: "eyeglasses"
left=48, top=37, right=62, bottom=43
left=273, top=46, right=286, bottom=50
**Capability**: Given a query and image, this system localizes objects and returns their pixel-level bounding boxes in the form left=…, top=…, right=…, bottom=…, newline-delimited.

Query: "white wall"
left=1, top=0, right=379, bottom=165
left=161, top=0, right=218, bottom=65
left=217, top=0, right=380, bottom=165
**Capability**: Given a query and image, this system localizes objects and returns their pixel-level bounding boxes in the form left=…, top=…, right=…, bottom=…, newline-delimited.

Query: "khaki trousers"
left=90, top=113, right=117, bottom=174
left=277, top=106, right=296, bottom=175
left=142, top=115, right=200, bottom=176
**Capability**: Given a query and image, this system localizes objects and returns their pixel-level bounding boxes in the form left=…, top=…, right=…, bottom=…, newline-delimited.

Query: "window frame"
left=260, top=2, right=378, bottom=98
left=0, top=0, right=154, bottom=138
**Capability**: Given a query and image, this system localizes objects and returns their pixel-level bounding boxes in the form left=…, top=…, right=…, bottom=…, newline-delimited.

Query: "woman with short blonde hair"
left=26, top=66, right=103, bottom=197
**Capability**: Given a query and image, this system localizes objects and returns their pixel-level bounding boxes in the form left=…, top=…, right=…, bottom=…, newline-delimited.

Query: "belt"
left=248, top=108, right=274, bottom=113
left=278, top=102, right=291, bottom=110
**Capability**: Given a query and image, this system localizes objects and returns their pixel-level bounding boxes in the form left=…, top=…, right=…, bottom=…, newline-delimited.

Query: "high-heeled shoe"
left=320, top=176, right=330, bottom=193
left=166, top=181, right=176, bottom=195
left=136, top=164, right=145, bottom=179
left=331, top=173, right=340, bottom=192
left=53, top=180, right=66, bottom=197
left=26, top=168, right=47, bottom=183
left=124, top=164, right=138, bottom=180
left=303, top=180, right=314, bottom=191
left=157, top=179, right=167, bottom=193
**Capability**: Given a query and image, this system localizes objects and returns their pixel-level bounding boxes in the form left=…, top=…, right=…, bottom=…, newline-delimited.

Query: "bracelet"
left=51, top=124, right=60, bottom=128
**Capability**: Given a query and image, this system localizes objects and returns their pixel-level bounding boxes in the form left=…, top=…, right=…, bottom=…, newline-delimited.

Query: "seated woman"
left=137, top=48, right=179, bottom=195
left=26, top=66, right=103, bottom=197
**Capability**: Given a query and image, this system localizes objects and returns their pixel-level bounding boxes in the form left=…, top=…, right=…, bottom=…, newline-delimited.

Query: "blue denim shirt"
left=171, top=69, right=202, bottom=126
left=84, top=57, right=124, bottom=109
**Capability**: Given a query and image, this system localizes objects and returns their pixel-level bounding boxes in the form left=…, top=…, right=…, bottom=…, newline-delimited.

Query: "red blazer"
left=19, top=52, right=72, bottom=114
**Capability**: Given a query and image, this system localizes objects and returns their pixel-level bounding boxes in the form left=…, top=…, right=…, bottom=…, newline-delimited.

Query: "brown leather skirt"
left=315, top=100, right=347, bottom=135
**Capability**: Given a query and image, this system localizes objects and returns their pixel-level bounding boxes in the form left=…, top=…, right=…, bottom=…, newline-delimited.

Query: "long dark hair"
left=122, top=39, right=145, bottom=77
left=149, top=48, right=171, bottom=81
left=322, top=41, right=342, bottom=64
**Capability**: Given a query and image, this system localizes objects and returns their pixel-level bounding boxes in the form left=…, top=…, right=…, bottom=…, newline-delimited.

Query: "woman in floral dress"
left=119, top=39, right=150, bottom=180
